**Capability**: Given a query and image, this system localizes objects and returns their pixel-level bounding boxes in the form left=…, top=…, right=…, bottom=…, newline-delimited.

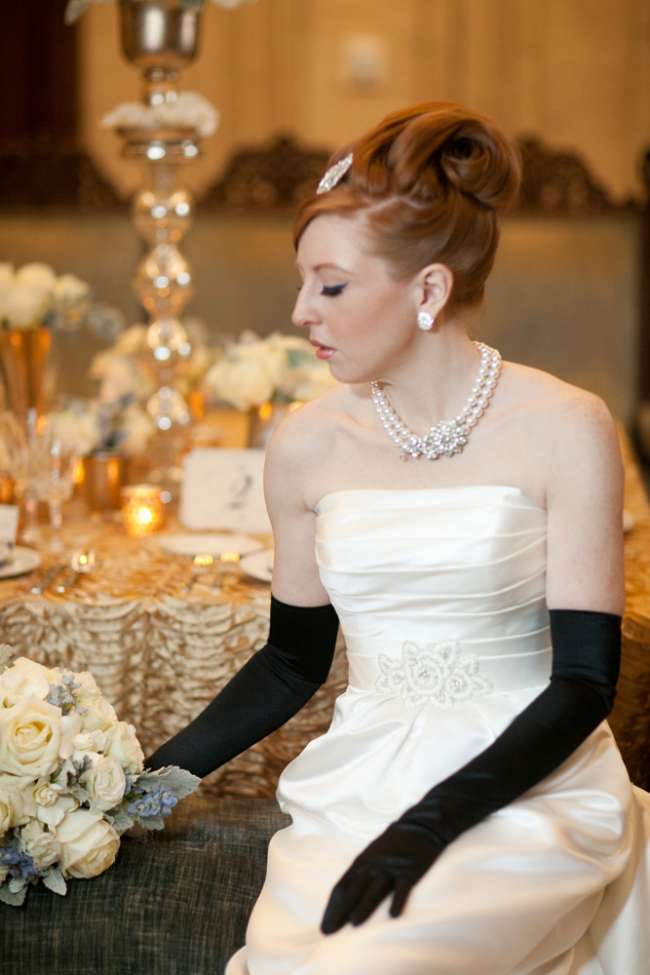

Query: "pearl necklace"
left=370, top=341, right=502, bottom=461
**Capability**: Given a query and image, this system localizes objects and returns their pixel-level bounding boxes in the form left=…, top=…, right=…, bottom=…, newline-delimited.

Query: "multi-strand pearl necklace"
left=370, top=341, right=502, bottom=461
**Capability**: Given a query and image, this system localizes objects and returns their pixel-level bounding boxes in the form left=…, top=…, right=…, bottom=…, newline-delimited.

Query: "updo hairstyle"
left=293, top=101, right=521, bottom=311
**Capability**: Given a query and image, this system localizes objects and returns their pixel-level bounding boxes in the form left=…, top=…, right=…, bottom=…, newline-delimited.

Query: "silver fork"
left=30, top=563, right=65, bottom=596
left=54, top=549, right=96, bottom=594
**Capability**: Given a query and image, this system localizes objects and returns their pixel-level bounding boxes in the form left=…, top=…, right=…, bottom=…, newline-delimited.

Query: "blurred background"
left=0, top=0, right=648, bottom=474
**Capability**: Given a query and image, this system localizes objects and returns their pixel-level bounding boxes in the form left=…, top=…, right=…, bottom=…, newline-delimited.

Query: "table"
left=0, top=423, right=648, bottom=796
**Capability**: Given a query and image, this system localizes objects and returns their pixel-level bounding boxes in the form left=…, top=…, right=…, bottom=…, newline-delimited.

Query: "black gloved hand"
left=321, top=608, right=621, bottom=934
left=145, top=595, right=339, bottom=778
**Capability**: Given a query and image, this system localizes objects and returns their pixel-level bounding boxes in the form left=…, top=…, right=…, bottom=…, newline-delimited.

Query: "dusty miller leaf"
left=137, top=815, right=165, bottom=832
left=144, top=766, right=201, bottom=800
left=42, top=867, right=67, bottom=896
left=0, top=882, right=27, bottom=907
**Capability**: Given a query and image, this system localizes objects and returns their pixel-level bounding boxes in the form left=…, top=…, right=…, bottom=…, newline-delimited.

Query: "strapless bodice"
left=314, top=484, right=550, bottom=706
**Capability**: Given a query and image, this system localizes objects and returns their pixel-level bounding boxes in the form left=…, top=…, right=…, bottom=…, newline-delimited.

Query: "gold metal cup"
left=83, top=452, right=127, bottom=511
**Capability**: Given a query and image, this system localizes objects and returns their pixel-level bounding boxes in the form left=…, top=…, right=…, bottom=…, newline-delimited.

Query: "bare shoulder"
left=262, top=388, right=345, bottom=514
left=505, top=362, right=617, bottom=436
left=507, top=362, right=623, bottom=500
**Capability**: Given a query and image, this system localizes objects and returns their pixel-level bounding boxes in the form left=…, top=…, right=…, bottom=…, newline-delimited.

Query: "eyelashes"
left=295, top=283, right=347, bottom=297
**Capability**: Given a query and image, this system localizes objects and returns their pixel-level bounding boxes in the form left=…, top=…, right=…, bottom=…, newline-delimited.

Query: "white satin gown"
left=225, top=485, right=650, bottom=975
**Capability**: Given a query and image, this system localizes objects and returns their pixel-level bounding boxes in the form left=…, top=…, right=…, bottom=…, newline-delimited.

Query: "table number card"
left=0, top=505, right=19, bottom=544
left=180, top=448, right=271, bottom=533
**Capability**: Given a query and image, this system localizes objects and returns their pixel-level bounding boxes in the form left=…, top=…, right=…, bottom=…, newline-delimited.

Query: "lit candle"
left=121, top=484, right=165, bottom=537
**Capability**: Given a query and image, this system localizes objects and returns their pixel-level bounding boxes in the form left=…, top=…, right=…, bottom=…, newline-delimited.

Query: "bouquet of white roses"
left=0, top=650, right=200, bottom=907
left=203, top=331, right=338, bottom=411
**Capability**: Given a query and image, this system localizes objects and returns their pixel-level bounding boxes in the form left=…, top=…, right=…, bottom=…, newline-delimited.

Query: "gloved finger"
left=389, top=876, right=413, bottom=918
left=350, top=873, right=393, bottom=926
left=321, top=872, right=369, bottom=935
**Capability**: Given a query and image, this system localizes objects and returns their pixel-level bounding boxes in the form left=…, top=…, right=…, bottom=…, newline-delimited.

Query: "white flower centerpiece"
left=0, top=262, right=90, bottom=334
left=0, top=262, right=124, bottom=427
left=0, top=650, right=200, bottom=907
left=49, top=397, right=156, bottom=462
left=89, top=322, right=214, bottom=411
left=203, top=331, right=338, bottom=411
left=202, top=331, right=338, bottom=447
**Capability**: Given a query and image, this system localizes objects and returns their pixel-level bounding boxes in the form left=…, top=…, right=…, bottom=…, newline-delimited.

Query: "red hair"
left=293, top=101, right=521, bottom=311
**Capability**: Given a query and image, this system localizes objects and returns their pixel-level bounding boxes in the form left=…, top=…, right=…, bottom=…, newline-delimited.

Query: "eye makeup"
left=321, top=284, right=347, bottom=297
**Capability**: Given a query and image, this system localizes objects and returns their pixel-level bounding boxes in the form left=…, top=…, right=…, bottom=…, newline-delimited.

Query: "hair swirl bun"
left=294, top=101, right=522, bottom=310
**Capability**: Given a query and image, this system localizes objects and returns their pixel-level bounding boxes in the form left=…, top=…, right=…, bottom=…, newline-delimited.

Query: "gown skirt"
left=224, top=485, right=650, bottom=975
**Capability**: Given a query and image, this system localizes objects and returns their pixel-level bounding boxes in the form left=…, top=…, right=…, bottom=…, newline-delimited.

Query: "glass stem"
left=21, top=495, right=41, bottom=544
left=48, top=501, right=65, bottom=554
left=49, top=501, right=63, bottom=534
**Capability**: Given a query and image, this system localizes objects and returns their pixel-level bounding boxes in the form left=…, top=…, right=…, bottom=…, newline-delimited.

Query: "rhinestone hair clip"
left=316, top=152, right=353, bottom=194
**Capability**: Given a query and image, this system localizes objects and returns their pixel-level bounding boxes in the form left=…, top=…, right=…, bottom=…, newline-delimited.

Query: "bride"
left=145, top=101, right=650, bottom=974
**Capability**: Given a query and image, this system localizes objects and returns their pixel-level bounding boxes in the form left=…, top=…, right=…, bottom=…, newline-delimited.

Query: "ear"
left=414, top=264, right=454, bottom=317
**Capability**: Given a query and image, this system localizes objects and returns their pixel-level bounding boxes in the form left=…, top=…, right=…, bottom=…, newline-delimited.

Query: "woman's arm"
left=321, top=391, right=626, bottom=932
left=145, top=406, right=337, bottom=776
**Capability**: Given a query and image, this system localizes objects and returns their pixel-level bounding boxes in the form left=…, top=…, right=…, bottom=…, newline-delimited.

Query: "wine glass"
left=10, top=421, right=50, bottom=547
left=29, top=431, right=78, bottom=553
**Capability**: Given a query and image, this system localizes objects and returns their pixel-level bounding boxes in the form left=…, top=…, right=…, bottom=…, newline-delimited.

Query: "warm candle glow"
left=121, top=484, right=165, bottom=537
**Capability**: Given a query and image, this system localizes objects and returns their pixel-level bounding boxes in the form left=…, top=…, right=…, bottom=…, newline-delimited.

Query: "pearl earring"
left=417, top=311, right=435, bottom=331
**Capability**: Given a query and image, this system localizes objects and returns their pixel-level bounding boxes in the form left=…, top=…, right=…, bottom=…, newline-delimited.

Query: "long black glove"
left=144, top=595, right=339, bottom=778
left=321, top=608, right=621, bottom=934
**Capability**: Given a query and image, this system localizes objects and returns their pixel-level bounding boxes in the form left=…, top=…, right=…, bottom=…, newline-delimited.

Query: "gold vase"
left=83, top=452, right=128, bottom=512
left=0, top=327, right=52, bottom=428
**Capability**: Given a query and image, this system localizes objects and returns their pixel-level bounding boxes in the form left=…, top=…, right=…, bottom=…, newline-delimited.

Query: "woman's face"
left=292, top=213, right=419, bottom=384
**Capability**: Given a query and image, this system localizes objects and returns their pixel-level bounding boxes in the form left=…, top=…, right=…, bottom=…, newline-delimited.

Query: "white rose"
left=119, top=404, right=154, bottom=456
left=53, top=273, right=89, bottom=304
left=59, top=711, right=83, bottom=760
left=48, top=409, right=99, bottom=457
left=0, top=773, right=36, bottom=833
left=74, top=673, right=118, bottom=733
left=105, top=721, right=144, bottom=775
left=56, top=809, right=120, bottom=879
left=0, top=657, right=54, bottom=708
left=33, top=779, right=64, bottom=808
left=74, top=670, right=101, bottom=695
left=96, top=357, right=142, bottom=403
left=72, top=730, right=107, bottom=754
left=35, top=792, right=78, bottom=829
left=2, top=282, right=51, bottom=329
left=15, top=262, right=57, bottom=291
left=18, top=819, right=61, bottom=871
left=0, top=697, right=61, bottom=778
left=82, top=755, right=126, bottom=812
left=204, top=356, right=275, bottom=410
left=78, top=695, right=118, bottom=734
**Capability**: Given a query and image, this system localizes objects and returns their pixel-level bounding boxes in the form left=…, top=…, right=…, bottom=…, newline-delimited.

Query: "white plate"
left=239, top=548, right=274, bottom=583
left=155, top=531, right=264, bottom=557
left=0, top=546, right=41, bottom=579
left=623, top=509, right=636, bottom=533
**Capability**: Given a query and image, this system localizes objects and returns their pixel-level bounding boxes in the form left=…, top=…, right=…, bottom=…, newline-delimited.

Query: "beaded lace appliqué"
left=375, top=639, right=493, bottom=708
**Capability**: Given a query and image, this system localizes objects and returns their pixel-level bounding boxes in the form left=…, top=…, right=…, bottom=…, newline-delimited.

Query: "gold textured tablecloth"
left=0, top=421, right=648, bottom=795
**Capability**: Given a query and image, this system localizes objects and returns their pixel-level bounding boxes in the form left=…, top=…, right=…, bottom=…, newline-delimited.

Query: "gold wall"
left=80, top=0, right=650, bottom=202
